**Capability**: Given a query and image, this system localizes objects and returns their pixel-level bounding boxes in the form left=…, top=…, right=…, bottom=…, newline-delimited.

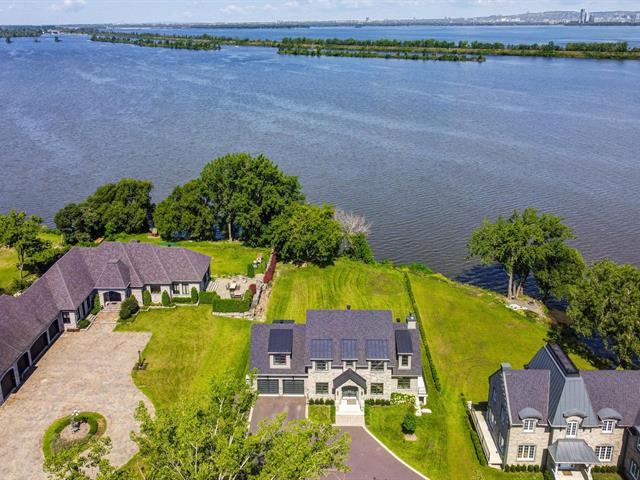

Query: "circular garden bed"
left=42, top=412, right=107, bottom=460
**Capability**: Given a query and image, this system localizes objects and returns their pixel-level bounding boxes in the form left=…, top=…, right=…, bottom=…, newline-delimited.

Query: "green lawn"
left=115, top=306, right=252, bottom=409
left=308, top=404, right=335, bottom=424
left=266, top=259, right=412, bottom=323
left=113, top=234, right=269, bottom=277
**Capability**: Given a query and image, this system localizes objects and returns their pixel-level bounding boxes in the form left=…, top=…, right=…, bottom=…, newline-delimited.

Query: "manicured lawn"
left=266, top=259, right=412, bottom=323
left=115, top=306, right=252, bottom=409
left=114, top=234, right=269, bottom=277
left=308, top=404, right=335, bottom=424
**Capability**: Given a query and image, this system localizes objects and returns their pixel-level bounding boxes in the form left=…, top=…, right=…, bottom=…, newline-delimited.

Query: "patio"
left=209, top=275, right=261, bottom=299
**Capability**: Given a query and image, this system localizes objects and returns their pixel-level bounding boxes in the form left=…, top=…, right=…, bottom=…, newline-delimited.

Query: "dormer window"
left=273, top=354, right=287, bottom=366
left=523, top=419, right=537, bottom=433
left=370, top=360, right=385, bottom=371
left=566, top=421, right=579, bottom=438
left=398, top=355, right=411, bottom=369
left=602, top=419, right=616, bottom=433
left=315, top=360, right=329, bottom=371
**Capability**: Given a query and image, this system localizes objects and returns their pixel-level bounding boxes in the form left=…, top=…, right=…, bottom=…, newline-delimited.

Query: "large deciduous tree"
left=567, top=260, right=640, bottom=368
left=0, top=210, right=48, bottom=280
left=467, top=208, right=575, bottom=299
left=200, top=153, right=303, bottom=244
left=154, top=179, right=215, bottom=241
left=131, top=375, right=350, bottom=480
left=271, top=203, right=343, bottom=266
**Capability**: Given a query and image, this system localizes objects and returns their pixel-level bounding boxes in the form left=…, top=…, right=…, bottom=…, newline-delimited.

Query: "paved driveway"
left=323, top=427, right=427, bottom=480
left=249, top=396, right=306, bottom=433
left=0, top=322, right=152, bottom=479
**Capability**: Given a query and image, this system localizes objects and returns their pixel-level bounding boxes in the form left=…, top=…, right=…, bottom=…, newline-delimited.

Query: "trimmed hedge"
left=161, top=290, right=171, bottom=307
left=461, top=393, right=488, bottom=467
left=402, top=412, right=417, bottom=434
left=365, top=398, right=391, bottom=406
left=90, top=293, right=101, bottom=315
left=308, top=398, right=335, bottom=405
left=191, top=287, right=198, bottom=304
left=390, top=392, right=416, bottom=406
left=504, top=465, right=541, bottom=473
left=42, top=412, right=107, bottom=460
left=142, top=289, right=152, bottom=306
left=404, top=272, right=442, bottom=391
left=172, top=296, right=195, bottom=304
left=119, top=295, right=139, bottom=320
left=199, top=291, right=217, bottom=304
left=211, top=289, right=254, bottom=313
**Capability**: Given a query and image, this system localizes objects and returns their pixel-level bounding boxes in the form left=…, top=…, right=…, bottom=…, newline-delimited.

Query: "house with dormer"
left=481, top=344, right=640, bottom=480
left=249, top=309, right=427, bottom=420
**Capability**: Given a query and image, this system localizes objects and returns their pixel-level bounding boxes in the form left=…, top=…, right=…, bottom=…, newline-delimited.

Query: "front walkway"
left=0, top=323, right=151, bottom=479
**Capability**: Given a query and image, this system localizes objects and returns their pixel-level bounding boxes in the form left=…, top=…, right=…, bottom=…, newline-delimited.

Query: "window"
left=523, top=419, right=536, bottom=433
left=150, top=285, right=161, bottom=293
left=630, top=460, right=639, bottom=480
left=62, top=312, right=71, bottom=324
left=371, top=360, right=385, bottom=371
left=500, top=406, right=506, bottom=424
left=517, top=445, right=536, bottom=461
left=400, top=355, right=409, bottom=367
left=498, top=433, right=505, bottom=453
left=595, top=445, right=613, bottom=462
left=172, top=284, right=180, bottom=294
left=370, top=383, right=384, bottom=395
left=566, top=421, right=579, bottom=438
left=487, top=409, right=495, bottom=427
left=397, top=378, right=411, bottom=389
left=602, top=420, right=615, bottom=433
left=316, top=382, right=329, bottom=395
left=182, top=283, right=189, bottom=295
left=315, top=361, right=328, bottom=371
left=344, top=360, right=355, bottom=369
left=273, top=354, right=287, bottom=366
left=491, top=387, right=496, bottom=402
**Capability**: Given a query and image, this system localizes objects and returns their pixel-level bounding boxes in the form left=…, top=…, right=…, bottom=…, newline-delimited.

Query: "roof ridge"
left=181, top=247, right=199, bottom=278
left=53, top=261, right=74, bottom=309
left=150, top=244, right=170, bottom=283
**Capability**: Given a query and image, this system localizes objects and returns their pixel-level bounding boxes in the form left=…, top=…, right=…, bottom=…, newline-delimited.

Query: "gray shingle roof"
left=548, top=439, right=600, bottom=465
left=582, top=370, right=640, bottom=427
left=0, top=242, right=210, bottom=377
left=333, top=368, right=367, bottom=391
left=310, top=339, right=333, bottom=359
left=250, top=323, right=307, bottom=375
left=504, top=368, right=550, bottom=425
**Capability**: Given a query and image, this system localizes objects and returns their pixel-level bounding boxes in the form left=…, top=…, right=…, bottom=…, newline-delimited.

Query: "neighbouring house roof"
left=497, top=344, right=640, bottom=429
left=333, top=368, right=367, bottom=391
left=547, top=439, right=600, bottom=465
left=0, top=241, right=211, bottom=378
left=249, top=310, right=423, bottom=377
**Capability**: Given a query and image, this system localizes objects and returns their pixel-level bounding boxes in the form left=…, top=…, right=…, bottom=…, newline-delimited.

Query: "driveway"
left=323, top=427, right=427, bottom=480
left=249, top=396, right=306, bottom=433
left=0, top=322, right=152, bottom=479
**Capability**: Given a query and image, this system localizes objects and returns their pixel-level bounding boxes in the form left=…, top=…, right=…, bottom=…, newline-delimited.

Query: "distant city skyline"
left=1, top=0, right=640, bottom=25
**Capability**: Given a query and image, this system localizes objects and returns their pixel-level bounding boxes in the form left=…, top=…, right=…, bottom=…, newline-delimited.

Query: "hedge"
left=90, top=293, right=101, bottom=315
left=142, top=290, right=151, bottom=306
left=461, top=393, right=488, bottom=467
left=308, top=398, right=335, bottom=405
left=403, top=272, right=442, bottom=391
left=191, top=287, right=199, bottom=304
left=211, top=289, right=253, bottom=313
left=390, top=392, right=416, bottom=406
left=161, top=290, right=171, bottom=307
left=199, top=291, right=217, bottom=304
left=119, top=295, right=139, bottom=320
left=263, top=253, right=277, bottom=283
left=172, top=296, right=195, bottom=304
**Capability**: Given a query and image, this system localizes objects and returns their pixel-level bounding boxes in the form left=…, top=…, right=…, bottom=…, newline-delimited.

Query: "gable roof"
left=548, top=439, right=600, bottom=465
left=581, top=370, right=640, bottom=427
left=250, top=323, right=307, bottom=375
left=503, top=368, right=550, bottom=425
left=0, top=241, right=211, bottom=377
left=333, top=368, right=367, bottom=391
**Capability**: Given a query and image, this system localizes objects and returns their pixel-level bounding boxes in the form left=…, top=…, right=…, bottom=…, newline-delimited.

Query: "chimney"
left=501, top=362, right=512, bottom=372
left=346, top=304, right=351, bottom=310
left=406, top=312, right=416, bottom=329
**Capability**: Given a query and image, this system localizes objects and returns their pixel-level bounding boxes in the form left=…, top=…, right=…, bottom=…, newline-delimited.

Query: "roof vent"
left=346, top=304, right=351, bottom=310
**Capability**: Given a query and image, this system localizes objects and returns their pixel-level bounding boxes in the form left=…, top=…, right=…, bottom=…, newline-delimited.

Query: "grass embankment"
left=115, top=306, right=252, bottom=409
left=114, top=233, right=269, bottom=278
left=266, top=259, right=412, bottom=322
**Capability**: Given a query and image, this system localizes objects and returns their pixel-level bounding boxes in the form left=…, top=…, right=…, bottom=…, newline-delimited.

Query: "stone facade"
left=623, top=430, right=640, bottom=480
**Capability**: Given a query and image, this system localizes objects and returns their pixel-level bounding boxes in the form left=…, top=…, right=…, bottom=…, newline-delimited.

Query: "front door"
left=103, top=291, right=122, bottom=303
left=342, top=386, right=358, bottom=398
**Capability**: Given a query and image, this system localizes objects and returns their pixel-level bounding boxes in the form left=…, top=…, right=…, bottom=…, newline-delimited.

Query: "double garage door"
left=257, top=378, right=304, bottom=395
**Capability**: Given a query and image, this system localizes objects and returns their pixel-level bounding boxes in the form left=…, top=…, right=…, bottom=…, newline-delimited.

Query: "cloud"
left=49, top=0, right=87, bottom=12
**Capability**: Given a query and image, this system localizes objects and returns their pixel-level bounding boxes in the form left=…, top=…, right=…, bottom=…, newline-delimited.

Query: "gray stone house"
left=480, top=344, right=640, bottom=480
left=249, top=309, right=427, bottom=420
left=0, top=241, right=210, bottom=405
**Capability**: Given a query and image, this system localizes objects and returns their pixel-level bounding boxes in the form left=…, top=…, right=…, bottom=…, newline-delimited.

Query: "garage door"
left=29, top=332, right=49, bottom=361
left=1, top=369, right=17, bottom=399
left=257, top=379, right=279, bottom=395
left=48, top=319, right=60, bottom=339
left=17, top=353, right=30, bottom=379
left=283, top=379, right=304, bottom=395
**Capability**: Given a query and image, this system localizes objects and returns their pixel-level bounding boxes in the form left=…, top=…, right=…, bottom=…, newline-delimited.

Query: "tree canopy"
left=0, top=210, right=48, bottom=280
left=271, top=203, right=343, bottom=266
left=154, top=179, right=215, bottom=241
left=568, top=259, right=640, bottom=368
left=54, top=179, right=153, bottom=244
left=467, top=208, right=575, bottom=299
left=200, top=153, right=303, bottom=244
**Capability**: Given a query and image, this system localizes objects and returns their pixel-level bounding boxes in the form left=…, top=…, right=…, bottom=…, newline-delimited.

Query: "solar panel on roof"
left=341, top=339, right=357, bottom=360
left=268, top=329, right=293, bottom=354
left=548, top=344, right=579, bottom=376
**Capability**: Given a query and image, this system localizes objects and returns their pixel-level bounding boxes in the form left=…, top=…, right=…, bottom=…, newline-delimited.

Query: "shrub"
left=78, top=318, right=90, bottom=329
left=173, top=296, right=195, bottom=304
left=199, top=291, right=217, bottom=304
left=211, top=289, right=254, bottom=313
left=390, top=392, right=416, bottom=406
left=90, top=293, right=101, bottom=314
left=119, top=295, right=139, bottom=320
left=345, top=232, right=375, bottom=264
left=161, top=290, right=171, bottom=307
left=401, top=412, right=417, bottom=434
left=142, top=289, right=151, bottom=306
left=247, top=263, right=256, bottom=278
left=249, top=283, right=257, bottom=295
left=263, top=253, right=277, bottom=283
left=542, top=468, right=554, bottom=480
left=191, top=287, right=198, bottom=304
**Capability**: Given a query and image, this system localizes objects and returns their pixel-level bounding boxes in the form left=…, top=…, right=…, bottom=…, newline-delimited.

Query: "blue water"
left=116, top=25, right=640, bottom=47
left=1, top=30, right=639, bottom=282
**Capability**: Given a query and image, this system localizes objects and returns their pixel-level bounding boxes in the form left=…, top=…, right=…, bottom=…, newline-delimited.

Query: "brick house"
left=249, top=309, right=427, bottom=421
left=0, top=241, right=210, bottom=405
left=480, top=344, right=640, bottom=480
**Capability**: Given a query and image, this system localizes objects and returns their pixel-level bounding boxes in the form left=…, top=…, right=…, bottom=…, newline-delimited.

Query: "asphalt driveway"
left=249, top=395, right=306, bottom=433
left=0, top=322, right=152, bottom=479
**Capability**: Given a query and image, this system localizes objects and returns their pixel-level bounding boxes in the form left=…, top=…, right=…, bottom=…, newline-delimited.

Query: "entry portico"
left=547, top=439, right=600, bottom=479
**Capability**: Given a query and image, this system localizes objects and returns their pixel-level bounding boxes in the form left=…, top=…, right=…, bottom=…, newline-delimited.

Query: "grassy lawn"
left=308, top=404, right=335, bottom=424
left=114, top=233, right=268, bottom=277
left=266, top=259, right=412, bottom=323
left=115, top=305, right=252, bottom=409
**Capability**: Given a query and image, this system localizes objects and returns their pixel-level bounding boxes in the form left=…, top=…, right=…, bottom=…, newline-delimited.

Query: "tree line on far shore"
left=467, top=208, right=640, bottom=368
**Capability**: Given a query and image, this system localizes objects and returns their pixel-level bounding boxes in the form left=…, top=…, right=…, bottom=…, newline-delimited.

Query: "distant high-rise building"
left=578, top=8, right=591, bottom=24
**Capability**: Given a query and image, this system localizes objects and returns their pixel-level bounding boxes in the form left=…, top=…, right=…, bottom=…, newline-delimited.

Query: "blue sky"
left=1, top=0, right=638, bottom=25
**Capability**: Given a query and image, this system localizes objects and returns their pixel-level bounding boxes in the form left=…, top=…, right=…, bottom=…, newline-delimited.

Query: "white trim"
left=363, top=426, right=430, bottom=480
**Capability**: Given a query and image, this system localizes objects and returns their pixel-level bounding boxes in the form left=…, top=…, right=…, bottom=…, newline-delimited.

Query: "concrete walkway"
left=0, top=323, right=151, bottom=479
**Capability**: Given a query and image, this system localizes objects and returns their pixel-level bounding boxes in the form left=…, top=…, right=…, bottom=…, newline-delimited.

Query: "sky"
left=1, top=0, right=638, bottom=25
